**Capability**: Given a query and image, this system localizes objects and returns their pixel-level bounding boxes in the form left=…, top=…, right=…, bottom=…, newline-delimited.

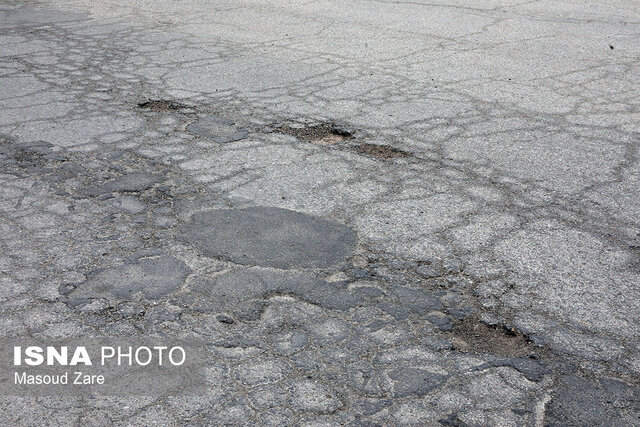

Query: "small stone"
left=480, top=312, right=501, bottom=326
left=216, top=314, right=235, bottom=324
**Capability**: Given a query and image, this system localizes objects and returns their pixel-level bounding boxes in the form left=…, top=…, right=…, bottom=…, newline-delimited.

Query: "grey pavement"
left=1, top=0, right=639, bottom=425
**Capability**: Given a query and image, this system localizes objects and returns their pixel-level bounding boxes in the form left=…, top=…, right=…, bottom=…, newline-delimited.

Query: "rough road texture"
left=1, top=0, right=639, bottom=425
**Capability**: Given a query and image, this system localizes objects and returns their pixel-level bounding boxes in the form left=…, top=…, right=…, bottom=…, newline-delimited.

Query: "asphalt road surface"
left=1, top=0, right=639, bottom=425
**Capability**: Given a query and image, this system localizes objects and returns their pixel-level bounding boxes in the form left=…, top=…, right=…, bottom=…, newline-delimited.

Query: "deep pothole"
left=447, top=318, right=536, bottom=358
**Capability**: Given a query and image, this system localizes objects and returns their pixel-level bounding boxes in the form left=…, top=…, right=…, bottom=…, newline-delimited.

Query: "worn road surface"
left=1, top=0, right=639, bottom=425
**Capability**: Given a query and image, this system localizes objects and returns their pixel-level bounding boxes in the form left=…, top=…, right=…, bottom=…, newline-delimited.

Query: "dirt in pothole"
left=137, top=99, right=188, bottom=112
left=354, top=143, right=411, bottom=159
left=275, top=122, right=412, bottom=160
left=447, top=319, right=535, bottom=358
left=275, top=122, right=354, bottom=145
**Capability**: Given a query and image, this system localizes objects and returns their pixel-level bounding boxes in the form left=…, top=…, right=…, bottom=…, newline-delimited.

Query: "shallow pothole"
left=137, top=99, right=187, bottom=112
left=275, top=122, right=354, bottom=145
left=187, top=114, right=248, bottom=143
left=274, top=121, right=411, bottom=159
left=354, top=143, right=411, bottom=159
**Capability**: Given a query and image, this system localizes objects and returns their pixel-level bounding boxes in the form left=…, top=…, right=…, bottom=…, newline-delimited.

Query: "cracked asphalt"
left=1, top=0, right=639, bottom=425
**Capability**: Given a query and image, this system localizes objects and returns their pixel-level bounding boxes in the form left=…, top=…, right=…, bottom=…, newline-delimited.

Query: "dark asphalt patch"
left=388, top=366, right=448, bottom=397
left=190, top=267, right=360, bottom=318
left=546, top=375, right=640, bottom=426
left=67, top=255, right=191, bottom=302
left=178, top=206, right=356, bottom=269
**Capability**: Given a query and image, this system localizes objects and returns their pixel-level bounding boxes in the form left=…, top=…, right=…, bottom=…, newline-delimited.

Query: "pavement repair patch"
left=67, top=255, right=190, bottom=302
left=190, top=267, right=360, bottom=318
left=186, top=114, right=248, bottom=143
left=546, top=375, right=640, bottom=425
left=179, top=206, right=356, bottom=269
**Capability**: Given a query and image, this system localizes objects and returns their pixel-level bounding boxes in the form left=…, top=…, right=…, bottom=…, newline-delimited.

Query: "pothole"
left=275, top=122, right=354, bottom=145
left=178, top=206, right=356, bottom=269
left=186, top=114, right=248, bottom=143
left=447, top=318, right=535, bottom=358
left=137, top=99, right=187, bottom=111
left=0, top=137, right=67, bottom=168
left=274, top=122, right=411, bottom=159
left=354, top=143, right=411, bottom=159
left=78, top=172, right=163, bottom=197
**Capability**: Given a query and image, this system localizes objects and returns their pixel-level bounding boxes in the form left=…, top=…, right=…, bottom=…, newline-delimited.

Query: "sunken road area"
left=1, top=0, right=639, bottom=425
